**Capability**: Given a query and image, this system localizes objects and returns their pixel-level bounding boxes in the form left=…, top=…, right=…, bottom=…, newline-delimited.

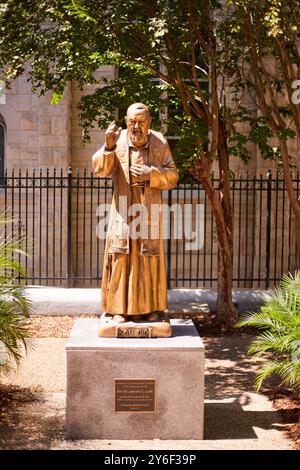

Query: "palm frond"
left=236, top=271, right=300, bottom=397
left=0, top=213, right=33, bottom=375
left=254, top=360, right=300, bottom=392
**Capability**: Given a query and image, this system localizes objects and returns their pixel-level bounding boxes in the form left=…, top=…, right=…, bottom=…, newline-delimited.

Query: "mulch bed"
left=27, top=315, right=97, bottom=338
left=264, top=388, right=300, bottom=450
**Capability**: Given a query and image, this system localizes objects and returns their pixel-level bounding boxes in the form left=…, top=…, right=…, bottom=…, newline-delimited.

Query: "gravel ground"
left=0, top=317, right=293, bottom=450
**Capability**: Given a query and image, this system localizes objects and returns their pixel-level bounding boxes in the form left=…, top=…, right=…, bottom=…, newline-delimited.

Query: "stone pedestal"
left=66, top=318, right=205, bottom=440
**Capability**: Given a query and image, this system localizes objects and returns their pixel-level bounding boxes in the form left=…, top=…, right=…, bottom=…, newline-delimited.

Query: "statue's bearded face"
left=126, top=109, right=151, bottom=147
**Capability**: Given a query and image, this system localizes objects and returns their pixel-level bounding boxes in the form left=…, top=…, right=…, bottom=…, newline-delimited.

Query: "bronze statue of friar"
left=92, top=103, right=178, bottom=337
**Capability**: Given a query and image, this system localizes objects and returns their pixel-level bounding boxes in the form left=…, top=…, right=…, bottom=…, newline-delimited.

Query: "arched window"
left=0, top=115, right=5, bottom=183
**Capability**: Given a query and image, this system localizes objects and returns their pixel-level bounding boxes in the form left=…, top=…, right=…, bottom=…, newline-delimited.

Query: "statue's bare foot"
left=131, top=315, right=142, bottom=322
left=112, top=314, right=126, bottom=323
left=156, top=311, right=169, bottom=322
left=102, top=312, right=114, bottom=322
left=146, top=312, right=160, bottom=322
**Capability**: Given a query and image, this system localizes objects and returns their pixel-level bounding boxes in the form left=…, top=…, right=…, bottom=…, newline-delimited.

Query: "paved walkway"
left=0, top=334, right=292, bottom=450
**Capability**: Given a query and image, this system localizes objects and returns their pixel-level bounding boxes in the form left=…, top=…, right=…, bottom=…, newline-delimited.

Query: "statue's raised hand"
left=105, top=121, right=122, bottom=151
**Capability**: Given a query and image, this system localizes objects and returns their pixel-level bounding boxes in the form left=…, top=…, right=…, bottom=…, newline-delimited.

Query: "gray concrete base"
left=66, top=318, right=205, bottom=440
left=24, top=286, right=270, bottom=316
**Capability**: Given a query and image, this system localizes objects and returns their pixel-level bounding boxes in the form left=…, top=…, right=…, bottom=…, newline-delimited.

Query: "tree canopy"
left=0, top=0, right=248, bottom=176
left=1, top=1, right=299, bottom=172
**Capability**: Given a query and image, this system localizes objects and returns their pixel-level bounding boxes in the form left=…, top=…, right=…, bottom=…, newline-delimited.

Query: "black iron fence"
left=0, top=168, right=298, bottom=288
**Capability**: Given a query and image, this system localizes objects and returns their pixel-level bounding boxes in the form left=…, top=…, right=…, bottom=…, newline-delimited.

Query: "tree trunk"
left=279, top=139, right=300, bottom=269
left=216, top=232, right=237, bottom=327
left=216, top=117, right=238, bottom=326
left=192, top=157, right=238, bottom=327
left=202, top=175, right=237, bottom=326
left=296, top=223, right=300, bottom=268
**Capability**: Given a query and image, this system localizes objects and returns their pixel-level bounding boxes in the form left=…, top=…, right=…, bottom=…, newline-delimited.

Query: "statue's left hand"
left=130, top=164, right=151, bottom=180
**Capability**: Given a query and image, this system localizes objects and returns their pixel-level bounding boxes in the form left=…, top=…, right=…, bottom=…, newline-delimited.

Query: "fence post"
left=265, top=170, right=272, bottom=289
left=167, top=189, right=172, bottom=289
left=67, top=166, right=72, bottom=288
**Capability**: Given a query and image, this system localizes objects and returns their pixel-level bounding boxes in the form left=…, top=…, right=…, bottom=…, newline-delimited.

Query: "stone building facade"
left=0, top=67, right=116, bottom=174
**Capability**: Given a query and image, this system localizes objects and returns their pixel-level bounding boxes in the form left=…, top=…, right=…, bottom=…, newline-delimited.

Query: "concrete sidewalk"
left=24, top=286, right=270, bottom=316
left=0, top=333, right=292, bottom=450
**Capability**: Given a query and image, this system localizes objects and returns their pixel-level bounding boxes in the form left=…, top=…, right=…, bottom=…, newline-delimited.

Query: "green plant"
left=0, top=213, right=33, bottom=375
left=236, top=272, right=300, bottom=396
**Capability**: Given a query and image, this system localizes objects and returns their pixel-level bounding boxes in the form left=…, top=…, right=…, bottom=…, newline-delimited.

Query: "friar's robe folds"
left=92, top=129, right=178, bottom=315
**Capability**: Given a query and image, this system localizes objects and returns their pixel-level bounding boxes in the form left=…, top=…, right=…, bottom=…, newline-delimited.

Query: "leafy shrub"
left=0, top=214, right=32, bottom=375
left=236, top=272, right=300, bottom=396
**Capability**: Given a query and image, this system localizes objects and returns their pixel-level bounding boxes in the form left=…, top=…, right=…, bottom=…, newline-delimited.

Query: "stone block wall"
left=1, top=72, right=71, bottom=171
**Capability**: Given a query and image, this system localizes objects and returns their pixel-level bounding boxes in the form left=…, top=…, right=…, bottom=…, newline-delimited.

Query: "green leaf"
left=279, top=128, right=296, bottom=141
left=50, top=91, right=63, bottom=105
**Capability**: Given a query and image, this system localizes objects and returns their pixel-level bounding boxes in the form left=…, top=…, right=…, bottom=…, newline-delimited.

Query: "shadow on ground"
left=202, top=334, right=262, bottom=400
left=204, top=401, right=286, bottom=440
left=0, top=387, right=65, bottom=450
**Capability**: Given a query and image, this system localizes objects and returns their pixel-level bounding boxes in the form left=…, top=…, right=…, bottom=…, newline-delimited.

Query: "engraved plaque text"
left=115, top=379, right=156, bottom=413
left=116, top=327, right=152, bottom=338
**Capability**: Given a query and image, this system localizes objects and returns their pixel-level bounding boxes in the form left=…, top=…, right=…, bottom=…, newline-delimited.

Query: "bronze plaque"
left=115, top=326, right=152, bottom=338
left=114, top=379, right=156, bottom=413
